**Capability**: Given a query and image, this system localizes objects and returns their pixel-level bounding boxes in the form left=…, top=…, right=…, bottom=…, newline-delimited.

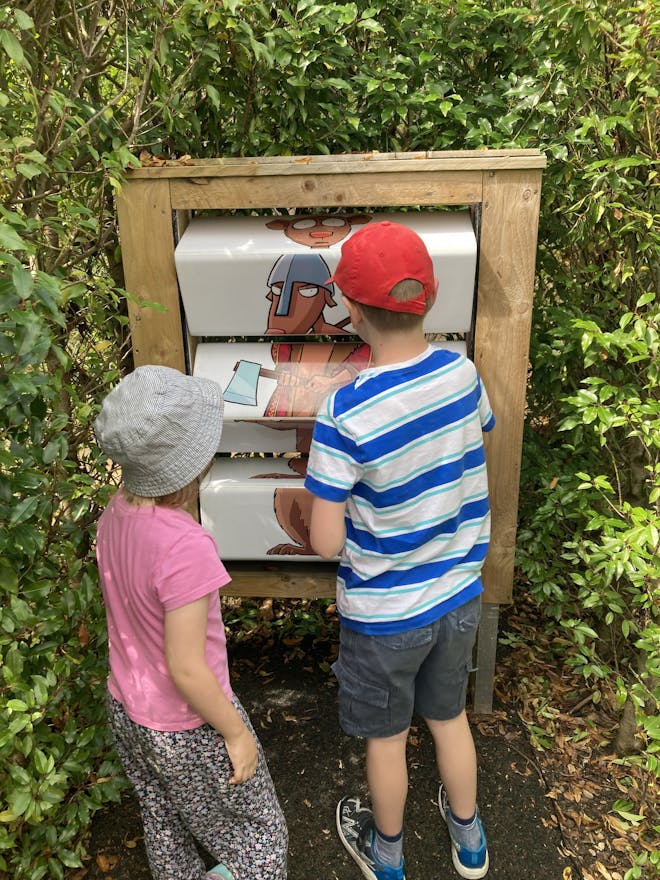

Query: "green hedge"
left=0, top=1, right=657, bottom=877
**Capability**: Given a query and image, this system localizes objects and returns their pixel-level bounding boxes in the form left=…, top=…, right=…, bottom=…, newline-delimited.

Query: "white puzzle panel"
left=200, top=457, right=324, bottom=560
left=194, top=340, right=467, bottom=453
left=175, top=211, right=477, bottom=336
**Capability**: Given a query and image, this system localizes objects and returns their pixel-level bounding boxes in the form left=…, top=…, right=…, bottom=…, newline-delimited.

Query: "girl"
left=94, top=365, right=288, bottom=880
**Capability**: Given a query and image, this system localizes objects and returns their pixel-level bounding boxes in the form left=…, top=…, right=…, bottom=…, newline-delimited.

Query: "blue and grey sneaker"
left=336, top=796, right=406, bottom=880
left=438, top=784, right=489, bottom=879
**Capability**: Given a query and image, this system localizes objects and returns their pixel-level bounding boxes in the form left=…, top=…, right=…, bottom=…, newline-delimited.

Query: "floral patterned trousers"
left=107, top=692, right=288, bottom=880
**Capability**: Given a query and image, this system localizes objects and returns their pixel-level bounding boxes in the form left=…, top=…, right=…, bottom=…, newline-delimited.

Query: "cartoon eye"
left=322, top=217, right=347, bottom=228
left=291, top=218, right=317, bottom=230
left=299, top=286, right=319, bottom=298
left=269, top=285, right=281, bottom=297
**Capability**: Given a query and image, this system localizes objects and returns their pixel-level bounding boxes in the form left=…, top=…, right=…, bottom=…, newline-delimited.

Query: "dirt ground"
left=81, top=624, right=581, bottom=880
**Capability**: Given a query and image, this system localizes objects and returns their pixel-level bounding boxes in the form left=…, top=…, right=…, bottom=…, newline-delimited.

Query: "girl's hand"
left=225, top=725, right=258, bottom=784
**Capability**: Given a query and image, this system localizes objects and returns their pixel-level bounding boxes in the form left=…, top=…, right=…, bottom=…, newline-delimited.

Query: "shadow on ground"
left=83, top=641, right=575, bottom=880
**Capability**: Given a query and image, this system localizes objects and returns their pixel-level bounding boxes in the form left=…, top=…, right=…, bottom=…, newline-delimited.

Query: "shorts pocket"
left=331, top=659, right=389, bottom=709
left=373, top=625, right=433, bottom=651
left=453, top=596, right=481, bottom=634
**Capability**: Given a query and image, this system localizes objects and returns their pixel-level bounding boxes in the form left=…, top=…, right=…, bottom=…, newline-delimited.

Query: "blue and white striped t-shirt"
left=305, top=345, right=495, bottom=635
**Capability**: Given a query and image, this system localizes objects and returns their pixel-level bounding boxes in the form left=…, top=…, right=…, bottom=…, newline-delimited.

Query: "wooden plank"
left=170, top=171, right=482, bottom=210
left=474, top=170, right=543, bottom=604
left=126, top=149, right=547, bottom=179
left=223, top=563, right=336, bottom=599
left=116, top=179, right=185, bottom=371
left=473, top=603, right=499, bottom=714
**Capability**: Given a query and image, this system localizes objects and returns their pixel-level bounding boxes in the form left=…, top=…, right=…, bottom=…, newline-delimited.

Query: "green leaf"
left=0, top=30, right=25, bottom=65
left=13, top=10, right=34, bottom=30
left=0, top=224, right=29, bottom=251
left=636, top=292, right=656, bottom=308
left=9, top=496, right=39, bottom=526
left=8, top=789, right=32, bottom=817
left=12, top=267, right=33, bottom=298
left=7, top=699, right=28, bottom=712
left=16, top=162, right=43, bottom=180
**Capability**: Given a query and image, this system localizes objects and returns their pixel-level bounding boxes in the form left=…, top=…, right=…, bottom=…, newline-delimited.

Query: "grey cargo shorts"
left=331, top=596, right=481, bottom=738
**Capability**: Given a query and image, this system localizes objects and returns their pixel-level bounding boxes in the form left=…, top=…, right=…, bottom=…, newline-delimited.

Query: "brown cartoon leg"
left=267, top=488, right=316, bottom=556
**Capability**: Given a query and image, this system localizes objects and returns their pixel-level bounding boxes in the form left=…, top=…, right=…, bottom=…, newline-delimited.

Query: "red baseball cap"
left=327, top=220, right=436, bottom=315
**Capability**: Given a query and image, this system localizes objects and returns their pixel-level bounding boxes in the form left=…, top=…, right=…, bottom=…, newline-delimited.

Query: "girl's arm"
left=165, top=595, right=258, bottom=783
left=310, top=496, right=347, bottom=559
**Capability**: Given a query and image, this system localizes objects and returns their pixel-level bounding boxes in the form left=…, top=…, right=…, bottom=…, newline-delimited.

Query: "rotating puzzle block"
left=200, top=457, right=319, bottom=561
left=194, top=340, right=467, bottom=453
left=175, top=211, right=477, bottom=336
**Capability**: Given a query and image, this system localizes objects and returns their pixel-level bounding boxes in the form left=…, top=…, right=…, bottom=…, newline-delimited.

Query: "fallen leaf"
left=605, top=815, right=631, bottom=835
left=96, top=853, right=119, bottom=872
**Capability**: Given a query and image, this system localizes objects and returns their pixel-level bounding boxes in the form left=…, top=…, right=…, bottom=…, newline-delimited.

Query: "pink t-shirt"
left=96, top=490, right=232, bottom=731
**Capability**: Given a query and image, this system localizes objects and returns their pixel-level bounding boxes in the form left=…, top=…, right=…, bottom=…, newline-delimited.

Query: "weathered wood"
left=473, top=603, right=500, bottom=714
left=169, top=171, right=482, bottom=210
left=126, top=149, right=547, bottom=179
left=223, top=563, right=336, bottom=599
left=473, top=169, right=543, bottom=604
left=116, top=179, right=185, bottom=370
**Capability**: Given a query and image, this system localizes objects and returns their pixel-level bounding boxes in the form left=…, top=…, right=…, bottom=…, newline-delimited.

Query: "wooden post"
left=472, top=169, right=542, bottom=711
left=116, top=179, right=185, bottom=371
left=474, top=603, right=500, bottom=714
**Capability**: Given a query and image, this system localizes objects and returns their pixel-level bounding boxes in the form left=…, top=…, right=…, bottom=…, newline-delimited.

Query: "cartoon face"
left=265, top=253, right=337, bottom=335
left=266, top=214, right=372, bottom=249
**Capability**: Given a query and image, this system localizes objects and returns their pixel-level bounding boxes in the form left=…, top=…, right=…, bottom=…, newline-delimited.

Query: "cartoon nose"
left=310, top=231, right=332, bottom=238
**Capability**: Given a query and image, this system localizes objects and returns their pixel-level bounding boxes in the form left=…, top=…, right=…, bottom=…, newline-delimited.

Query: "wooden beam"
left=169, top=170, right=482, bottom=210
left=125, top=149, right=547, bottom=179
left=474, top=169, right=543, bottom=604
left=116, top=178, right=185, bottom=371
left=223, top=563, right=336, bottom=599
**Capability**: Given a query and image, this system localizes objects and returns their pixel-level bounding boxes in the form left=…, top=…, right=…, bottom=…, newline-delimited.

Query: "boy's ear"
left=342, top=295, right=363, bottom=328
left=428, top=279, right=439, bottom=309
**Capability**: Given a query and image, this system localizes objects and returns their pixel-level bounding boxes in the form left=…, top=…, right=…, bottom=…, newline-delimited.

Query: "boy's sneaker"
left=438, top=784, right=489, bottom=879
left=336, top=796, right=406, bottom=880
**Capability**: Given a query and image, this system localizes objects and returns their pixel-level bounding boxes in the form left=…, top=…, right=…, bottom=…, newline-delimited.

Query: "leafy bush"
left=0, top=5, right=134, bottom=876
left=0, top=0, right=657, bottom=877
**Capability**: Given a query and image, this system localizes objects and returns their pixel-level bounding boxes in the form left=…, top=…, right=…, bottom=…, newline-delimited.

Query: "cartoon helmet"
left=267, top=253, right=334, bottom=317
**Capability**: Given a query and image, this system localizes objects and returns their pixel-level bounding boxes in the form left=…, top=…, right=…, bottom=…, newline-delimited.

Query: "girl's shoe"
left=336, top=796, right=406, bottom=880
left=205, top=865, right=234, bottom=880
left=438, top=783, right=489, bottom=879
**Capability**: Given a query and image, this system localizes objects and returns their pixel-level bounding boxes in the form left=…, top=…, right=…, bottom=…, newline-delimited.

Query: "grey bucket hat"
left=94, top=365, right=224, bottom=496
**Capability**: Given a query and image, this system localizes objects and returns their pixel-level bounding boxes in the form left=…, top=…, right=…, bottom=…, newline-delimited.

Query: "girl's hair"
left=123, top=461, right=213, bottom=510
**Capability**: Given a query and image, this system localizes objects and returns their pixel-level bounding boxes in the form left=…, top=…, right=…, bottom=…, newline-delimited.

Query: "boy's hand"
left=225, top=725, right=258, bottom=784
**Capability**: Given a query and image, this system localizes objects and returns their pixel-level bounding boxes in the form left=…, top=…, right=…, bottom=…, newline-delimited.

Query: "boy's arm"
left=310, top=496, right=347, bottom=559
left=165, top=596, right=257, bottom=783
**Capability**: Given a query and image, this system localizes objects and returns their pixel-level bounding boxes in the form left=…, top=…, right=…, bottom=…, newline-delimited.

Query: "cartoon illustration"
left=221, top=224, right=373, bottom=557
left=264, top=253, right=349, bottom=335
left=265, top=213, right=371, bottom=249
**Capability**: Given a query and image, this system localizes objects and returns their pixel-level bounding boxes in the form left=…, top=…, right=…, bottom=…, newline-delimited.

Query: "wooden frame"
left=116, top=149, right=545, bottom=712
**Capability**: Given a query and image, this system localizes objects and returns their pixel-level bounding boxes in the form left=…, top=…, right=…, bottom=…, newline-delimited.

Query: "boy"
left=304, top=221, right=494, bottom=880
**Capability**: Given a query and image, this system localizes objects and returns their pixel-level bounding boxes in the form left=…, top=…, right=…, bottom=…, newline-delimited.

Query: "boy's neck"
left=367, top=329, right=429, bottom=367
